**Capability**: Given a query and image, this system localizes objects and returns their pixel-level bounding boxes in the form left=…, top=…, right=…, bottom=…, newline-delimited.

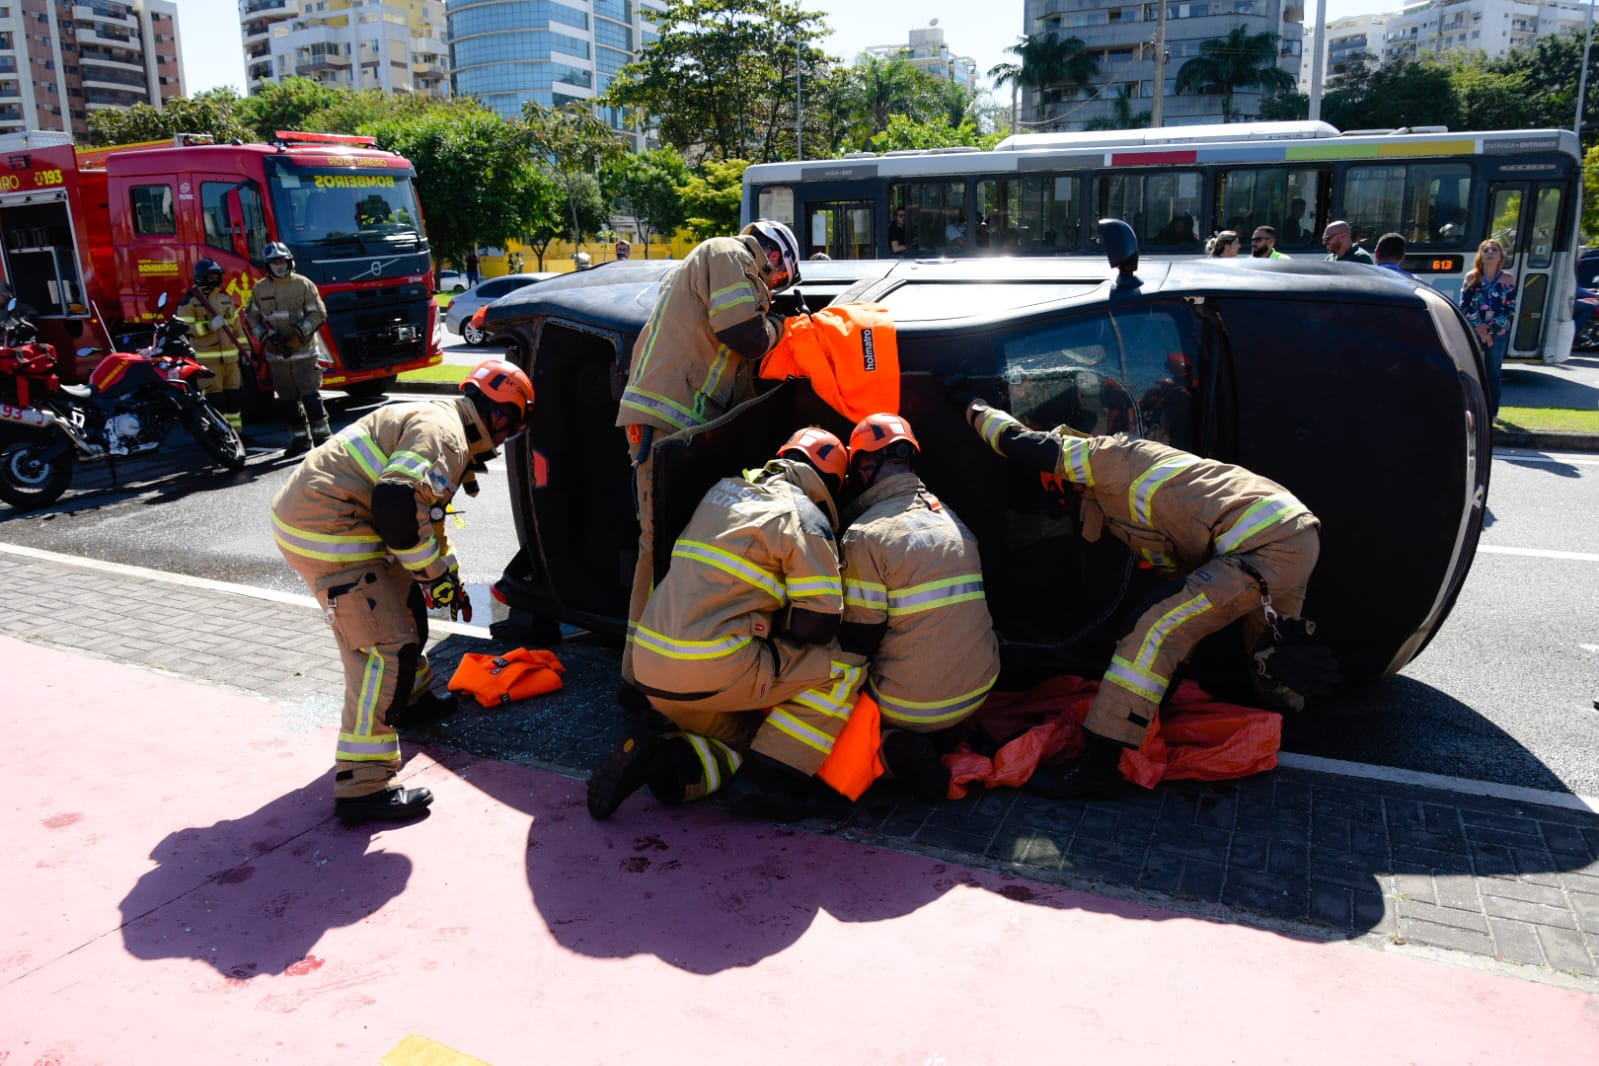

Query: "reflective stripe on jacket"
left=175, top=291, right=241, bottom=355
left=841, top=472, right=999, bottom=731
left=245, top=272, right=327, bottom=355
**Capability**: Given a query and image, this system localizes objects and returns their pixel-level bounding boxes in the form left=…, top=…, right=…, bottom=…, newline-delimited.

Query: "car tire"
left=463, top=322, right=486, bottom=346
left=451, top=284, right=466, bottom=294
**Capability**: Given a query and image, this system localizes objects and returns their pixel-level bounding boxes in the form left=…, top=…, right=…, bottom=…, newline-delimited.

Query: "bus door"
left=1486, top=181, right=1566, bottom=359
left=802, top=200, right=874, bottom=260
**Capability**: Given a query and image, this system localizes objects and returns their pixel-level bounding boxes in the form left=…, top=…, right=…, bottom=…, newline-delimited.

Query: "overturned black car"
left=480, top=241, right=1490, bottom=689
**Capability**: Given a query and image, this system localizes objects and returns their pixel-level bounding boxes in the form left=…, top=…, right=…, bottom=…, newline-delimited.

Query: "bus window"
left=757, top=186, right=796, bottom=227
left=1344, top=163, right=1471, bottom=248
left=1528, top=186, right=1562, bottom=269
left=981, top=174, right=1082, bottom=253
left=1097, top=171, right=1202, bottom=250
left=1217, top=167, right=1323, bottom=248
left=803, top=201, right=873, bottom=260
left=891, top=180, right=968, bottom=254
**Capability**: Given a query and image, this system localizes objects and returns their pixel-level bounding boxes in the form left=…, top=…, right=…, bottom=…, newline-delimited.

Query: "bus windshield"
left=267, top=164, right=424, bottom=249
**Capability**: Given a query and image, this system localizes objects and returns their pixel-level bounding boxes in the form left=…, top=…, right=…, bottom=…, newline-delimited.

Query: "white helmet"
left=742, top=219, right=801, bottom=292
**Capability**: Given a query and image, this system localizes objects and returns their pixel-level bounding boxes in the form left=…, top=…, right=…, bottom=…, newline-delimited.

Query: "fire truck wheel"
left=0, top=439, right=74, bottom=509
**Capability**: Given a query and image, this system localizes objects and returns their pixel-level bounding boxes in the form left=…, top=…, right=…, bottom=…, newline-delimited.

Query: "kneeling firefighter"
left=176, top=258, right=247, bottom=435
left=247, top=242, right=329, bottom=456
left=271, top=359, right=534, bottom=825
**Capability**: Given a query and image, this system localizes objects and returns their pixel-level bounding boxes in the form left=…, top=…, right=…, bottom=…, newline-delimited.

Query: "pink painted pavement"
left=2, top=635, right=1595, bottom=1065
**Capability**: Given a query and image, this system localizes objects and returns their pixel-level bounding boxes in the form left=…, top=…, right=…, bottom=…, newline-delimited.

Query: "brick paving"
left=8, top=547, right=1597, bottom=986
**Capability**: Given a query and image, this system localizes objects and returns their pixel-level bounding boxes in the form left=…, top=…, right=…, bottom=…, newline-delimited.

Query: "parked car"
left=436, top=269, right=468, bottom=294
left=1575, top=249, right=1599, bottom=350
left=477, top=247, right=1490, bottom=691
left=444, top=273, right=560, bottom=345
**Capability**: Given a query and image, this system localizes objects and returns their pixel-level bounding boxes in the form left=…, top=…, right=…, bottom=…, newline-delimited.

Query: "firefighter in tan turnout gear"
left=175, top=258, right=246, bottom=436
left=271, top=359, right=534, bottom=825
left=247, top=241, right=329, bottom=456
left=614, top=220, right=803, bottom=696
left=966, top=399, right=1336, bottom=798
left=587, top=427, right=870, bottom=822
left=840, top=413, right=1001, bottom=800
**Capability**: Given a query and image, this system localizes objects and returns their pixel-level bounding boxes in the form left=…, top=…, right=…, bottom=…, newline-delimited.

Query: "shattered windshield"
left=267, top=165, right=424, bottom=249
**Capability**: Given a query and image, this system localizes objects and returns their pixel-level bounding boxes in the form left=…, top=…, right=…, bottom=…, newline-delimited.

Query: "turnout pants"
left=1087, top=521, right=1320, bottom=747
left=268, top=352, right=326, bottom=440
left=277, top=549, right=435, bottom=799
left=621, top=427, right=659, bottom=687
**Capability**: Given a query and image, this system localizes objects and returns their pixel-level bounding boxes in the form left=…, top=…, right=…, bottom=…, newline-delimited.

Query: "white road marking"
left=1493, top=451, right=1599, bottom=466
left=1476, top=545, right=1599, bottom=562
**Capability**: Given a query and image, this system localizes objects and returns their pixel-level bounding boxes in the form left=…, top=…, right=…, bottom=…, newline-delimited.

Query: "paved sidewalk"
left=3, top=543, right=1597, bottom=992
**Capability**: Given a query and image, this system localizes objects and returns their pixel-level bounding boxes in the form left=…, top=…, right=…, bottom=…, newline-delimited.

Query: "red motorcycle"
left=0, top=293, right=246, bottom=509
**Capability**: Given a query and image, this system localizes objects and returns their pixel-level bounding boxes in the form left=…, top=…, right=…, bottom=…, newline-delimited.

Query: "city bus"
left=741, top=121, right=1583, bottom=362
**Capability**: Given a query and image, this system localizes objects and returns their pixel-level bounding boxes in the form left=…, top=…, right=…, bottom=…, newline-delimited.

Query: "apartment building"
left=1381, top=0, right=1586, bottom=63
left=0, top=0, right=183, bottom=140
left=863, top=24, right=981, bottom=91
left=1019, top=0, right=1305, bottom=130
left=445, top=0, right=661, bottom=147
left=240, top=0, right=450, bottom=97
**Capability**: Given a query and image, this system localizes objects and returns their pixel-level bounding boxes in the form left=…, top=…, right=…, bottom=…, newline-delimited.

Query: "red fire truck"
left=0, top=128, right=441, bottom=399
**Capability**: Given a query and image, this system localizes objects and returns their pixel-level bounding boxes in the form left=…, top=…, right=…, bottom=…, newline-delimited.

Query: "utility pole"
left=1577, top=0, right=1595, bottom=141
left=1309, top=0, right=1328, bottom=122
left=1151, top=0, right=1169, bottom=127
left=795, top=33, right=804, bottom=161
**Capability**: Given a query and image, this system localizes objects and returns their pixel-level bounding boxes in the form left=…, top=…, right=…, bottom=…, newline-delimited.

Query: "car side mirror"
left=1097, top=218, right=1142, bottom=290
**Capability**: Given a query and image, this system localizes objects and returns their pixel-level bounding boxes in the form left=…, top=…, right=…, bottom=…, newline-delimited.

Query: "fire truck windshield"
left=267, top=165, right=424, bottom=250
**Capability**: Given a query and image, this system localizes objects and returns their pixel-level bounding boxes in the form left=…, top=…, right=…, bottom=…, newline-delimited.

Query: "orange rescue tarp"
left=815, top=689, right=886, bottom=800
left=447, top=648, right=566, bottom=708
left=944, top=675, right=1280, bottom=799
left=760, top=303, right=900, bottom=422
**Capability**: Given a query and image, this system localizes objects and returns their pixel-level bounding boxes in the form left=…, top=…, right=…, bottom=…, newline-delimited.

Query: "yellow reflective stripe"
left=632, top=624, right=751, bottom=661
left=1133, top=592, right=1213, bottom=669
left=619, top=387, right=699, bottom=430
left=336, top=730, right=401, bottom=762
left=682, top=733, right=742, bottom=795
left=885, top=575, right=985, bottom=617
left=271, top=512, right=386, bottom=562
left=1059, top=435, right=1095, bottom=487
left=1103, top=654, right=1167, bottom=702
left=844, top=578, right=889, bottom=610
left=673, top=540, right=784, bottom=602
left=1215, top=494, right=1306, bottom=554
left=873, top=674, right=997, bottom=727
left=786, top=574, right=843, bottom=601
left=763, top=707, right=837, bottom=756
left=692, top=346, right=732, bottom=414
left=1128, top=454, right=1197, bottom=526
left=339, top=429, right=388, bottom=482
left=707, top=279, right=756, bottom=316
left=384, top=449, right=433, bottom=482
left=975, top=407, right=1016, bottom=454
left=393, top=535, right=442, bottom=571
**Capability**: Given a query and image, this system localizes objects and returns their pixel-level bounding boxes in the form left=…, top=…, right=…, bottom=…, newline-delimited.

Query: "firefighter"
left=271, top=358, right=534, bottom=825
left=965, top=399, right=1336, bottom=798
left=614, top=219, right=802, bottom=695
left=247, top=242, right=329, bottom=456
left=840, top=413, right=1001, bottom=800
left=587, top=427, right=868, bottom=821
left=176, top=259, right=246, bottom=436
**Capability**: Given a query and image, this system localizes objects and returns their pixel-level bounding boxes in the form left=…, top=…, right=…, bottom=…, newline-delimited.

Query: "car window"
left=1000, top=305, right=1197, bottom=448
left=478, top=279, right=514, bottom=298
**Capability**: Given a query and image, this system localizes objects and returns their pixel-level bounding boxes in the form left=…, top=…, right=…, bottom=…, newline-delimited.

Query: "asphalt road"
left=2, top=340, right=1595, bottom=798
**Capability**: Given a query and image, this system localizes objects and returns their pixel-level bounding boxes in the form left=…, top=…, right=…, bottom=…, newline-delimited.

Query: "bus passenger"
left=888, top=207, right=911, bottom=254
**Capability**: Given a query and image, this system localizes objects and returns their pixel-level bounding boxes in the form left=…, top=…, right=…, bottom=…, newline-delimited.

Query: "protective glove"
left=209, top=314, right=226, bottom=331
left=268, top=330, right=289, bottom=354
left=423, top=569, right=473, bottom=623
left=1252, top=616, right=1341, bottom=701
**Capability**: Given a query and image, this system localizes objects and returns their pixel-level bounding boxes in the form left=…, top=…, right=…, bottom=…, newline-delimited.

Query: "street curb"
left=1494, top=429, right=1599, bottom=453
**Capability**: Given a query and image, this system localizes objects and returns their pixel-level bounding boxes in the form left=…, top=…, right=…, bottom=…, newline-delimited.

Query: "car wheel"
left=451, top=284, right=466, bottom=294
left=463, top=322, right=486, bottom=346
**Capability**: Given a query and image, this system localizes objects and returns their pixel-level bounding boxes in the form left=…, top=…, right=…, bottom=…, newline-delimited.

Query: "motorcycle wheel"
left=0, top=439, right=74, bottom=509
left=1575, top=318, right=1599, bottom=352
left=186, top=403, right=248, bottom=470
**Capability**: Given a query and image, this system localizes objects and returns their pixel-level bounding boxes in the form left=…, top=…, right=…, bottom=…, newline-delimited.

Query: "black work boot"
left=1025, top=731, right=1129, bottom=800
left=389, top=691, right=458, bottom=730
left=335, top=786, right=434, bottom=826
left=727, top=752, right=849, bottom=823
left=587, top=734, right=663, bottom=820
left=881, top=729, right=951, bottom=803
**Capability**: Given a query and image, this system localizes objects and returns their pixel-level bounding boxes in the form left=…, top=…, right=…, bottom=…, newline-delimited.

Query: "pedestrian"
left=245, top=242, right=329, bottom=456
left=964, top=398, right=1335, bottom=798
left=587, top=427, right=865, bottom=821
left=1250, top=226, right=1289, bottom=259
left=613, top=219, right=802, bottom=698
left=176, top=258, right=246, bottom=437
left=1458, top=238, right=1517, bottom=417
left=888, top=207, right=910, bottom=254
left=465, top=250, right=479, bottom=286
left=1206, top=230, right=1241, bottom=258
left=1375, top=232, right=1414, bottom=279
left=839, top=413, right=1001, bottom=801
left=614, top=239, right=631, bottom=261
left=574, top=251, right=592, bottom=271
left=507, top=251, right=524, bottom=273
left=1322, top=220, right=1375, bottom=265
left=271, top=358, right=535, bottom=825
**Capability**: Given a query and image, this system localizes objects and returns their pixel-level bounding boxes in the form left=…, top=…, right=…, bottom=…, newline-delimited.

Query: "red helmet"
left=847, top=412, right=920, bottom=463
left=778, top=426, right=848, bottom=487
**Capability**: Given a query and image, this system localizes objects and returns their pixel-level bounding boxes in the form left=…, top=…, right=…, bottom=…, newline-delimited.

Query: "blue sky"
left=177, top=0, right=1391, bottom=98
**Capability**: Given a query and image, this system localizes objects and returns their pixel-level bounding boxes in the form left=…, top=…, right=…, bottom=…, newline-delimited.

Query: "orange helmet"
left=848, top=412, right=920, bottom=462
left=462, top=358, right=535, bottom=439
left=778, top=426, right=849, bottom=488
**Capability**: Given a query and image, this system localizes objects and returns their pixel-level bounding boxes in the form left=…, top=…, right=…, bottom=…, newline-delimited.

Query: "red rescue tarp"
left=944, top=675, right=1280, bottom=799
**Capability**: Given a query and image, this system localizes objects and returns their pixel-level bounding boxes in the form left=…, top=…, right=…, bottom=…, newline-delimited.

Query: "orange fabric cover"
left=815, top=689, right=886, bottom=800
left=945, top=676, right=1280, bottom=799
left=760, top=303, right=900, bottom=422
left=447, top=648, right=566, bottom=708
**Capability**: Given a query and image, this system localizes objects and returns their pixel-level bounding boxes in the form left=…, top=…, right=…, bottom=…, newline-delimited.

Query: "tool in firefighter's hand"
left=1252, top=616, right=1341, bottom=701
left=423, top=568, right=473, bottom=623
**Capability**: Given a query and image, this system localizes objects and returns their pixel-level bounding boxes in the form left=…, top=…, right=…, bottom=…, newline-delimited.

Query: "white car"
left=435, top=269, right=468, bottom=294
left=444, top=273, right=559, bottom=345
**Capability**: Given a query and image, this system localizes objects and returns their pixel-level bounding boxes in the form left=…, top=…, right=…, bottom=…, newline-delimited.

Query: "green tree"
left=520, top=172, right=573, bottom=270
left=523, top=102, right=629, bottom=249
left=84, top=89, right=251, bottom=146
left=1175, top=27, right=1296, bottom=122
left=1321, top=57, right=1461, bottom=132
left=868, top=115, right=1004, bottom=152
left=679, top=159, right=749, bottom=241
left=234, top=77, right=343, bottom=140
left=1257, top=89, right=1309, bottom=121
left=1449, top=60, right=1540, bottom=131
left=1083, top=88, right=1152, bottom=131
left=604, top=0, right=830, bottom=163
left=1483, top=29, right=1599, bottom=142
left=828, top=55, right=978, bottom=151
left=1001, top=32, right=1100, bottom=125
left=1585, top=143, right=1599, bottom=240
left=607, top=148, right=691, bottom=257
left=987, top=61, right=1023, bottom=136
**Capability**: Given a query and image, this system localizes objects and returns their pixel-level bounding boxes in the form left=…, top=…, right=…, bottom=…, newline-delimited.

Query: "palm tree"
left=1001, top=32, right=1101, bottom=127
left=988, top=61, right=1022, bottom=136
left=1174, top=26, right=1296, bottom=123
left=1084, top=88, right=1153, bottom=131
